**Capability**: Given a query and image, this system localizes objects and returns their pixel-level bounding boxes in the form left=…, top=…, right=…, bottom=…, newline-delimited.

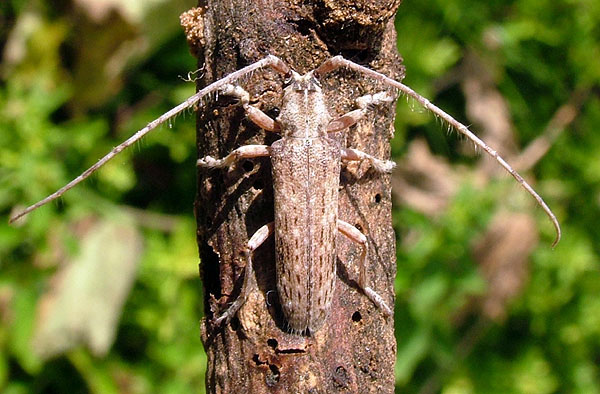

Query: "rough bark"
left=182, top=1, right=404, bottom=392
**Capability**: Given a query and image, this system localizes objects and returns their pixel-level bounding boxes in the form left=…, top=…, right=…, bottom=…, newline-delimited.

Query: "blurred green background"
left=1, top=0, right=598, bottom=393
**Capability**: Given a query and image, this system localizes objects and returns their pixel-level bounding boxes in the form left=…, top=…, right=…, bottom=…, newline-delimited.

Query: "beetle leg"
left=326, top=91, right=394, bottom=133
left=341, top=147, right=396, bottom=173
left=197, top=144, right=271, bottom=168
left=214, top=222, right=275, bottom=326
left=197, top=84, right=279, bottom=169
left=220, top=84, right=280, bottom=132
left=337, top=219, right=393, bottom=316
left=329, top=91, right=396, bottom=173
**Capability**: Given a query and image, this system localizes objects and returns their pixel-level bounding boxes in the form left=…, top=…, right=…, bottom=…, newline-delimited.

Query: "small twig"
left=120, top=206, right=182, bottom=232
left=515, top=88, right=590, bottom=172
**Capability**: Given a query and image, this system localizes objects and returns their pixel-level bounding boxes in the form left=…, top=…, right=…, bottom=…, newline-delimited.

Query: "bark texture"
left=182, top=1, right=404, bottom=392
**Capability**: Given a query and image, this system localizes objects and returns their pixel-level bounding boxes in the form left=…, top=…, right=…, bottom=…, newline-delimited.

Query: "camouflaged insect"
left=10, top=55, right=561, bottom=335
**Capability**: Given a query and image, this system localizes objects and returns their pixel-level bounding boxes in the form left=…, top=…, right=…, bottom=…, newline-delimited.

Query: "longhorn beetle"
left=9, top=55, right=561, bottom=335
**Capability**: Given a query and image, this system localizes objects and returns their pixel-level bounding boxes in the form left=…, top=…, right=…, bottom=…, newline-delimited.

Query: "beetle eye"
left=269, top=107, right=281, bottom=117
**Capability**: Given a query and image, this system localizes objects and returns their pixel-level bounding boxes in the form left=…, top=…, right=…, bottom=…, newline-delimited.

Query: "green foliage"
left=1, top=0, right=598, bottom=393
left=394, top=0, right=600, bottom=392
left=1, top=1, right=204, bottom=393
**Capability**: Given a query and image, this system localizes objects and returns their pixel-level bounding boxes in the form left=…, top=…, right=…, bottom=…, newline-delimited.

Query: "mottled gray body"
left=192, top=65, right=395, bottom=336
left=271, top=73, right=340, bottom=333
left=271, top=139, right=340, bottom=333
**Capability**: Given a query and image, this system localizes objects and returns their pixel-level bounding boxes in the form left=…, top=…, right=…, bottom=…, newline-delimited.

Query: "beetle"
left=10, top=55, right=561, bottom=335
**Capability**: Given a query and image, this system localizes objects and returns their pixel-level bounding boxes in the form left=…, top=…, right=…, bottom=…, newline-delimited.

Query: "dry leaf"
left=32, top=214, right=143, bottom=359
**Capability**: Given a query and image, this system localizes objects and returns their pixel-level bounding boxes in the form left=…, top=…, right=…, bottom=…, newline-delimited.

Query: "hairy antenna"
left=9, top=55, right=289, bottom=224
left=316, top=56, right=561, bottom=247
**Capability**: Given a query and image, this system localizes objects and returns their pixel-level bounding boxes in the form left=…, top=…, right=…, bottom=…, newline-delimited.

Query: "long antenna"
left=10, top=55, right=290, bottom=224
left=316, top=56, right=561, bottom=247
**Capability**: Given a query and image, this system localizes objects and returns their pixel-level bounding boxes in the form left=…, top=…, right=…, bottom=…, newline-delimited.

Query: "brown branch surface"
left=182, top=1, right=403, bottom=392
